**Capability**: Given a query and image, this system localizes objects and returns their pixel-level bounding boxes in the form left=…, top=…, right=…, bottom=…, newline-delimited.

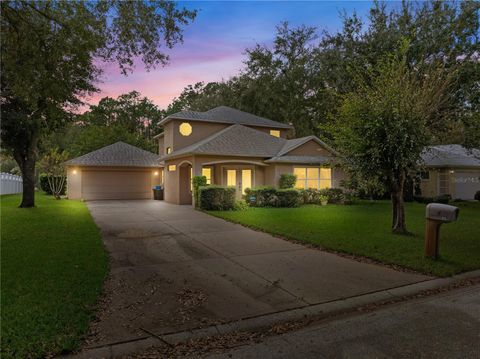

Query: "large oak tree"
left=1, top=0, right=196, bottom=207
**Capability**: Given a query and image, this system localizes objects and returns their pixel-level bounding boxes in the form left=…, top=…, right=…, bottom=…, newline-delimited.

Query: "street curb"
left=66, top=269, right=480, bottom=359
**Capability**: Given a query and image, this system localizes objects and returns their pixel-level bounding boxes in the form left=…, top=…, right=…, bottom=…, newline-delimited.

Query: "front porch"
left=163, top=155, right=269, bottom=204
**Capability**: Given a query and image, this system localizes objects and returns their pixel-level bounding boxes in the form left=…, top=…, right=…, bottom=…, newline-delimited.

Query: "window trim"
left=294, top=166, right=332, bottom=190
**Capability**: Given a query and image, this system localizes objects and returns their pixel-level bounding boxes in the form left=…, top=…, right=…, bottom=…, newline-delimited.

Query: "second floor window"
left=179, top=122, right=192, bottom=136
left=166, top=147, right=172, bottom=154
left=270, top=129, right=280, bottom=137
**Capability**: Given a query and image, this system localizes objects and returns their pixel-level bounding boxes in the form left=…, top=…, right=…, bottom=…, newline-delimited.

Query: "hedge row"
left=245, top=187, right=300, bottom=207
left=300, top=188, right=345, bottom=204
left=198, top=185, right=236, bottom=210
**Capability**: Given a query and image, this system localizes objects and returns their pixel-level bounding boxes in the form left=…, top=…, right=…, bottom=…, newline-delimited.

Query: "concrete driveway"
left=86, top=200, right=429, bottom=347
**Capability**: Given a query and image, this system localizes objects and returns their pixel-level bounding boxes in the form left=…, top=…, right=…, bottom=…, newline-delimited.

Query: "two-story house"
left=66, top=106, right=344, bottom=203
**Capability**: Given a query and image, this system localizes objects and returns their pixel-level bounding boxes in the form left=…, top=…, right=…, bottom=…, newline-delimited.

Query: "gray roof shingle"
left=421, top=145, right=480, bottom=168
left=161, top=124, right=287, bottom=159
left=66, top=142, right=161, bottom=167
left=161, top=106, right=292, bottom=129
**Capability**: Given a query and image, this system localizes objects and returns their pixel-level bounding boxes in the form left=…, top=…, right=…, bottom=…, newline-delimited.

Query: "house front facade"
left=157, top=106, right=344, bottom=204
left=65, top=106, right=344, bottom=203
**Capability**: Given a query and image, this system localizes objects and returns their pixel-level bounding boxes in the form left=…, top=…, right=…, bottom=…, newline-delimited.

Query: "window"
left=294, top=167, right=331, bottom=189
left=166, top=147, right=172, bottom=154
left=270, top=129, right=281, bottom=137
left=168, top=165, right=176, bottom=172
left=227, top=170, right=236, bottom=187
left=179, top=122, right=192, bottom=136
left=420, top=171, right=430, bottom=180
left=242, top=169, right=252, bottom=194
left=202, top=167, right=212, bottom=184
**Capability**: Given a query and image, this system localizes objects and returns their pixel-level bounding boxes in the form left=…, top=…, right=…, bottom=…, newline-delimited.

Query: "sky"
left=87, top=1, right=378, bottom=111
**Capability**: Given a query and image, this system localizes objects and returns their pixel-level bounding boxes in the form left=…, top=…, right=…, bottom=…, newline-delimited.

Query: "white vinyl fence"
left=0, top=172, right=23, bottom=195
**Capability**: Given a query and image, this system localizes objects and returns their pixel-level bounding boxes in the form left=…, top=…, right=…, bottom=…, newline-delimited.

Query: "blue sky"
left=91, top=1, right=387, bottom=109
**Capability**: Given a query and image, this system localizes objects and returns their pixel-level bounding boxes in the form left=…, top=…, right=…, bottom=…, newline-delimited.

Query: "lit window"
left=166, top=147, right=172, bottom=154
left=294, top=167, right=331, bottom=189
left=202, top=167, right=212, bottom=184
left=242, top=169, right=252, bottom=194
left=270, top=129, right=280, bottom=137
left=168, top=165, right=176, bottom=171
left=179, top=122, right=192, bottom=136
left=227, top=169, right=236, bottom=187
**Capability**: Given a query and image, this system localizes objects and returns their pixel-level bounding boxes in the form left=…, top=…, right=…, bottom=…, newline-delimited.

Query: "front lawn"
left=1, top=193, right=108, bottom=358
left=209, top=201, right=480, bottom=277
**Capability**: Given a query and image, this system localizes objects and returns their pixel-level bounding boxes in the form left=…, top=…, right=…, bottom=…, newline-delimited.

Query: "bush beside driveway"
left=0, top=193, right=108, bottom=358
left=208, top=201, right=480, bottom=277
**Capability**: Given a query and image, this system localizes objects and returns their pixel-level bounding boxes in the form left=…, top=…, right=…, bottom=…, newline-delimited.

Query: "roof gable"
left=277, top=136, right=337, bottom=157
left=161, top=106, right=292, bottom=129
left=66, top=142, right=161, bottom=167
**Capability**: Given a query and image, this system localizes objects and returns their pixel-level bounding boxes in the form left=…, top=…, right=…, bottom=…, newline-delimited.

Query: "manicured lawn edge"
left=1, top=193, right=109, bottom=358
left=207, top=201, right=480, bottom=277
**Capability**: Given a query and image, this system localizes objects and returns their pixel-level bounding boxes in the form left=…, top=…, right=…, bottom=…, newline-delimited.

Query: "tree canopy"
left=1, top=0, right=196, bottom=207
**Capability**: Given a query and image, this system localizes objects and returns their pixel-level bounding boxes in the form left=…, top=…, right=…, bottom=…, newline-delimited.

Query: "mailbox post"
left=424, top=203, right=459, bottom=259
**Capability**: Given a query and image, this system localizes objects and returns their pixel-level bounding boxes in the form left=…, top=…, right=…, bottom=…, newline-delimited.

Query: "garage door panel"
left=454, top=171, right=480, bottom=200
left=82, top=170, right=152, bottom=200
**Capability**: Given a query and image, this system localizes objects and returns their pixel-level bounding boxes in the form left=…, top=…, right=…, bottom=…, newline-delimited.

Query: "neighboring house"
left=66, top=106, right=343, bottom=203
left=419, top=144, right=480, bottom=200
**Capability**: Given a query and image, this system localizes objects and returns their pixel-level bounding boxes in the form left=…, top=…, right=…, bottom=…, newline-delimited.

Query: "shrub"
left=279, top=174, right=297, bottom=189
left=413, top=195, right=434, bottom=204
left=277, top=189, right=301, bottom=207
left=192, top=175, right=208, bottom=208
left=245, top=186, right=279, bottom=207
left=199, top=186, right=236, bottom=210
left=233, top=200, right=249, bottom=211
left=39, top=173, right=66, bottom=196
left=434, top=194, right=451, bottom=204
left=300, top=188, right=345, bottom=205
left=475, top=190, right=480, bottom=201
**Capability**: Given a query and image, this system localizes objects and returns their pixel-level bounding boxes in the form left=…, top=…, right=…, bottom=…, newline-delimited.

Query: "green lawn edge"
left=207, top=201, right=480, bottom=277
left=1, top=193, right=108, bottom=359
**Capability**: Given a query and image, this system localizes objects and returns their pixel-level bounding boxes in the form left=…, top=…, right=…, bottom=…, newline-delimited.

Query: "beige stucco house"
left=419, top=145, right=480, bottom=200
left=66, top=106, right=344, bottom=203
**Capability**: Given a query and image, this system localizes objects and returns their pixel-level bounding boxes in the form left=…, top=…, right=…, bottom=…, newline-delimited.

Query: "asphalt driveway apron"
left=86, top=200, right=430, bottom=347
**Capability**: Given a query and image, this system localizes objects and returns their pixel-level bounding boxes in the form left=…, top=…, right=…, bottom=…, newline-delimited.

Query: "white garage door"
left=82, top=170, right=152, bottom=200
left=454, top=171, right=480, bottom=200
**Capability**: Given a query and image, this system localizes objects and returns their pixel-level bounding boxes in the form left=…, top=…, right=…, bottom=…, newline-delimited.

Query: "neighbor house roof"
left=160, top=106, right=293, bottom=129
left=421, top=144, right=480, bottom=168
left=66, top=142, right=162, bottom=168
left=160, top=124, right=336, bottom=164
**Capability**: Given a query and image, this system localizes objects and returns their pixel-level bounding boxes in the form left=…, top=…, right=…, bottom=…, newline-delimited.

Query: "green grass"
left=1, top=193, right=108, bottom=359
left=209, top=201, right=480, bottom=277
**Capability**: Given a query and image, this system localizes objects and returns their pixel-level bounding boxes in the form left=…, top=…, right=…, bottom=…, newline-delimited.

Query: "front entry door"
left=225, top=168, right=252, bottom=199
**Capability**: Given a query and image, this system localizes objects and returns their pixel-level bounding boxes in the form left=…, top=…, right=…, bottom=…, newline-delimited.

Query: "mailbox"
left=425, top=203, right=459, bottom=259
left=426, top=203, right=459, bottom=223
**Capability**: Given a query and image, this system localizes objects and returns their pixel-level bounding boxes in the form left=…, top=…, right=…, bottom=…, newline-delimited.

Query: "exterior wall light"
left=154, top=171, right=159, bottom=176
left=72, top=169, right=77, bottom=175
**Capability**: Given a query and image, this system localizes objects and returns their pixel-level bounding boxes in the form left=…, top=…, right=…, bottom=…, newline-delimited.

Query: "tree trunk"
left=13, top=138, right=38, bottom=208
left=391, top=173, right=408, bottom=234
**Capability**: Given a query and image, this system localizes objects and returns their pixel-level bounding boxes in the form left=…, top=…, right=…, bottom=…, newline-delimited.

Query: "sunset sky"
left=88, top=1, right=379, bottom=111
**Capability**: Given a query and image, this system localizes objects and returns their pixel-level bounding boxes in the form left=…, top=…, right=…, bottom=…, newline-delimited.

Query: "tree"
left=331, top=42, right=456, bottom=234
left=1, top=1, right=196, bottom=207
left=39, top=148, right=69, bottom=199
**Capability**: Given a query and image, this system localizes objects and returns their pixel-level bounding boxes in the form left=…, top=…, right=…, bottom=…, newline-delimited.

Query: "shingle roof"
left=161, top=124, right=287, bottom=159
left=161, top=106, right=292, bottom=129
left=265, top=155, right=334, bottom=164
left=421, top=145, right=480, bottom=168
left=66, top=142, right=161, bottom=167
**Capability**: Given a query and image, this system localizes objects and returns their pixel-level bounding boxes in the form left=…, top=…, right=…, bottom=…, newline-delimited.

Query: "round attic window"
left=179, top=122, right=192, bottom=136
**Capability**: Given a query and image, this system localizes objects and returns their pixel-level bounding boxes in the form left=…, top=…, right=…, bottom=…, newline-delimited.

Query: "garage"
left=66, top=142, right=163, bottom=200
left=454, top=171, right=480, bottom=200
